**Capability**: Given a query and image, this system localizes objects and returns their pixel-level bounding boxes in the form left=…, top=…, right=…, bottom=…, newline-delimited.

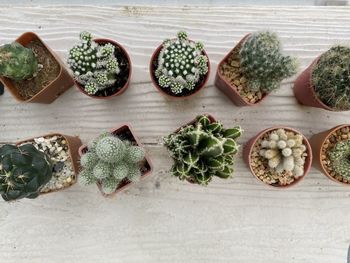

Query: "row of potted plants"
left=1, top=114, right=350, bottom=202
left=0, top=31, right=349, bottom=112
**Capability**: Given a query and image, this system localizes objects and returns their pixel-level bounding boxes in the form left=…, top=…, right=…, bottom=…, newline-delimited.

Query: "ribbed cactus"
left=259, top=129, right=307, bottom=177
left=239, top=31, right=298, bottom=93
left=164, top=115, right=243, bottom=185
left=329, top=140, right=350, bottom=180
left=0, top=144, right=52, bottom=201
left=312, top=46, right=350, bottom=111
left=79, top=132, right=145, bottom=195
left=68, top=31, right=120, bottom=95
left=155, top=31, right=208, bottom=95
left=0, top=42, right=39, bottom=81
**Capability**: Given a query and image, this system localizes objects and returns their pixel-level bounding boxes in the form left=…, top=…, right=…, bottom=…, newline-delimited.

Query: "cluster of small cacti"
left=0, top=144, right=52, bottom=201
left=79, top=132, right=145, bottom=194
left=164, top=115, right=243, bottom=185
left=328, top=139, right=350, bottom=180
left=68, top=31, right=120, bottom=95
left=259, top=129, right=307, bottom=177
left=155, top=31, right=208, bottom=95
left=0, top=42, right=39, bottom=81
left=239, top=31, right=298, bottom=93
left=312, top=46, right=350, bottom=111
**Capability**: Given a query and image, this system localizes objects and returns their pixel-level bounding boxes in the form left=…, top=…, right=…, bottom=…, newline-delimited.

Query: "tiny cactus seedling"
left=79, top=132, right=145, bottom=195
left=164, top=115, right=243, bottom=185
left=0, top=144, right=52, bottom=201
left=68, top=31, right=120, bottom=95
left=239, top=31, right=298, bottom=93
left=312, top=46, right=350, bottom=111
left=259, top=129, right=307, bottom=177
left=155, top=31, right=208, bottom=95
left=329, top=139, right=350, bottom=180
left=0, top=42, right=39, bottom=81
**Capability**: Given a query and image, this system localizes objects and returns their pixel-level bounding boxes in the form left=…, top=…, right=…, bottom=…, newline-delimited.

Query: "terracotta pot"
left=309, top=125, right=350, bottom=185
left=0, top=32, right=75, bottom=104
left=149, top=41, right=210, bottom=99
left=78, top=124, right=153, bottom=197
left=293, top=56, right=335, bottom=111
left=215, top=34, right=268, bottom=106
left=16, top=133, right=82, bottom=194
left=243, top=126, right=313, bottom=188
left=75, top=38, right=131, bottom=99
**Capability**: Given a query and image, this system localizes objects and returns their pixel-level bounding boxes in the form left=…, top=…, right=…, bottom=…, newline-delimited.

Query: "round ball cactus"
left=96, top=136, right=126, bottom=163
left=329, top=139, right=350, bottom=180
left=0, top=144, right=52, bottom=201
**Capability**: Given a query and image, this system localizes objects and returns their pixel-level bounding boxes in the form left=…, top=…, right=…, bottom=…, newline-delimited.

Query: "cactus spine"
left=329, top=140, right=350, bottom=180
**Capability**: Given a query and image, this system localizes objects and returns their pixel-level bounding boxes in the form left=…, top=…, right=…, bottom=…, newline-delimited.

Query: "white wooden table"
left=1, top=5, right=350, bottom=263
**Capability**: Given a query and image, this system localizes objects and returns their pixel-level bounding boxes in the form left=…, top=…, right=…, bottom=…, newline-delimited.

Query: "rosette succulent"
left=154, top=31, right=209, bottom=95
left=79, top=132, right=145, bottom=195
left=0, top=144, right=52, bottom=201
left=164, top=115, right=243, bottom=185
left=67, top=31, right=120, bottom=95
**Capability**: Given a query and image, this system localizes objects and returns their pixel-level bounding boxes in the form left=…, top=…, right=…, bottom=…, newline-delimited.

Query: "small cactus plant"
left=0, top=144, right=52, bottom=201
left=259, top=129, right=307, bottom=177
left=312, top=46, right=350, bottom=111
left=329, top=140, right=350, bottom=180
left=79, top=132, right=145, bottom=195
left=0, top=42, right=39, bottom=81
left=68, top=31, right=120, bottom=95
left=154, top=31, right=209, bottom=95
left=164, top=115, right=243, bottom=185
left=239, top=31, right=298, bottom=93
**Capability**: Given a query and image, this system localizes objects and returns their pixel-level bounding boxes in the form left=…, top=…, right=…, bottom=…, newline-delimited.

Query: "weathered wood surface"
left=0, top=5, right=350, bottom=263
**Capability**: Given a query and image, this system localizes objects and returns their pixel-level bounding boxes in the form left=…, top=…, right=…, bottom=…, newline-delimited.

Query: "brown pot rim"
left=74, top=38, right=132, bottom=100
left=245, top=126, right=313, bottom=188
left=215, top=33, right=269, bottom=106
left=149, top=39, right=210, bottom=100
left=78, top=124, right=153, bottom=197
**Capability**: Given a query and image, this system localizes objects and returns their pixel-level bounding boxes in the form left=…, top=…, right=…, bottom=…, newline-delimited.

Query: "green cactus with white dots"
left=79, top=132, right=145, bottom=195
left=329, top=139, right=350, bottom=180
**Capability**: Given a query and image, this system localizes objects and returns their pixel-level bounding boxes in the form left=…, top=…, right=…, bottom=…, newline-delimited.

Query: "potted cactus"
left=150, top=31, right=210, bottom=99
left=215, top=31, right=298, bottom=106
left=310, top=125, right=350, bottom=185
left=68, top=31, right=131, bottom=99
left=294, top=46, right=350, bottom=111
left=164, top=114, right=243, bottom=185
left=78, top=125, right=152, bottom=196
left=0, top=32, right=74, bottom=103
left=244, top=127, right=312, bottom=187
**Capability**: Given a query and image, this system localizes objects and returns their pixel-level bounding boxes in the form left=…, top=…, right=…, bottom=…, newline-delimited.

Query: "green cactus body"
left=0, top=42, right=39, bottom=81
left=312, top=46, right=350, bottom=111
left=329, top=140, right=350, bottom=180
left=0, top=144, right=52, bottom=201
left=155, top=31, right=208, bottom=95
left=79, top=132, right=145, bottom=195
left=68, top=32, right=120, bottom=95
left=164, top=115, right=243, bottom=185
left=239, top=31, right=298, bottom=93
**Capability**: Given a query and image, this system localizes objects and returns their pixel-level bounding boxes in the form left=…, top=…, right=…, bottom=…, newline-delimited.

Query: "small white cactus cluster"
left=259, top=129, right=307, bottom=177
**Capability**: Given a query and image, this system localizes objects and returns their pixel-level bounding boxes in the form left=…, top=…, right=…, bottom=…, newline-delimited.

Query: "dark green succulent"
left=164, top=115, right=243, bottom=185
left=0, top=144, right=52, bottom=201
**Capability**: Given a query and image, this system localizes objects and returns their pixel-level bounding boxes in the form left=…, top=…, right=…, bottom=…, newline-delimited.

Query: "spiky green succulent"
left=164, top=115, right=243, bottom=185
left=312, top=46, right=350, bottom=111
left=329, top=139, right=350, bottom=180
left=155, top=31, right=208, bottom=95
left=68, top=31, right=120, bottom=95
left=0, top=42, right=39, bottom=81
left=79, top=132, right=145, bottom=195
left=0, top=144, right=52, bottom=201
left=239, top=31, right=298, bottom=93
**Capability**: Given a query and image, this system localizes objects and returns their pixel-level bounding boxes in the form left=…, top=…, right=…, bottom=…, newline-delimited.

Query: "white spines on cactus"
left=96, top=136, right=126, bottom=163
left=101, top=177, right=120, bottom=195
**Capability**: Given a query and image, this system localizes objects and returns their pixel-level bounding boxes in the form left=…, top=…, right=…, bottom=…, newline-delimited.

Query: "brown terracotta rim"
left=149, top=39, right=210, bottom=100
left=75, top=38, right=132, bottom=100
left=246, top=126, right=313, bottom=188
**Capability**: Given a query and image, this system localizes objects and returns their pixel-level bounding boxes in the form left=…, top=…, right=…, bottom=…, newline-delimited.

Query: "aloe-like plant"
left=164, top=115, right=243, bottom=185
left=0, top=144, right=52, bottom=201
